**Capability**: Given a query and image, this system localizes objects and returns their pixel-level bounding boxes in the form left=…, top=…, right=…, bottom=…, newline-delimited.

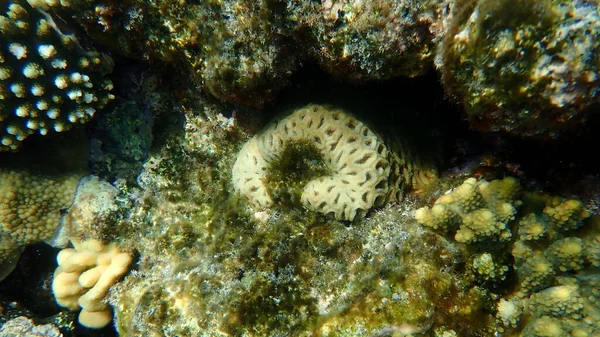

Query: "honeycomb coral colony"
left=0, top=0, right=599, bottom=337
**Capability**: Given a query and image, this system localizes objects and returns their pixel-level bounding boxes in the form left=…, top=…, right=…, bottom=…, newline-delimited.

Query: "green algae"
left=264, top=141, right=332, bottom=208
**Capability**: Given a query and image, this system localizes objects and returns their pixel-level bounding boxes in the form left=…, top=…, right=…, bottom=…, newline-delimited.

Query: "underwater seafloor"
left=1, top=0, right=600, bottom=336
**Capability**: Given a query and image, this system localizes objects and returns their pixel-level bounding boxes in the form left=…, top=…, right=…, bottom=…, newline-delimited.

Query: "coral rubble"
left=0, top=316, right=62, bottom=337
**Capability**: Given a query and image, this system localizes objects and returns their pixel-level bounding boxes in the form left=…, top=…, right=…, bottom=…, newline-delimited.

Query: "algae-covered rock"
left=110, top=201, right=488, bottom=336
left=32, top=0, right=449, bottom=107
left=437, top=0, right=600, bottom=137
left=290, top=0, right=448, bottom=80
left=87, top=101, right=487, bottom=336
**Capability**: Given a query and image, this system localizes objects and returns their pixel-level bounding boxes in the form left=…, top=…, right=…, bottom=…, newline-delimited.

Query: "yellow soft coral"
left=52, top=239, right=133, bottom=329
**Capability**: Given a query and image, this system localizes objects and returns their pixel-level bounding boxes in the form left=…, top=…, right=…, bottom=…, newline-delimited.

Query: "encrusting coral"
left=52, top=239, right=132, bottom=329
left=0, top=130, right=88, bottom=280
left=0, top=0, right=114, bottom=152
left=232, top=104, right=405, bottom=221
left=0, top=166, right=81, bottom=280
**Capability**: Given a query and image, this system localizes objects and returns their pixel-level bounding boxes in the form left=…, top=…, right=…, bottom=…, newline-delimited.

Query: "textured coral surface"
left=233, top=104, right=404, bottom=220
left=0, top=1, right=598, bottom=337
left=437, top=0, right=600, bottom=137
left=0, top=0, right=114, bottom=151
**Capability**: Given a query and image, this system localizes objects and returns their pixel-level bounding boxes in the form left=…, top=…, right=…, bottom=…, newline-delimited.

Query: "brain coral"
left=0, top=0, right=114, bottom=151
left=232, top=104, right=403, bottom=221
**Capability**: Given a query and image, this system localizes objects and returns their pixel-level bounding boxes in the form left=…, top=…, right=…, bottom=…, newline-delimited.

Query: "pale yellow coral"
left=517, top=255, right=555, bottom=296
left=0, top=167, right=80, bottom=267
left=584, top=235, right=600, bottom=267
left=471, top=252, right=508, bottom=282
left=496, top=298, right=521, bottom=328
left=522, top=316, right=567, bottom=337
left=543, top=198, right=590, bottom=231
left=457, top=208, right=510, bottom=243
left=415, top=177, right=520, bottom=243
left=547, top=237, right=586, bottom=272
left=479, top=177, right=520, bottom=204
left=518, top=213, right=547, bottom=241
left=528, top=284, right=584, bottom=318
left=52, top=239, right=133, bottom=329
left=512, top=195, right=594, bottom=295
left=420, top=177, right=599, bottom=335
left=414, top=203, right=457, bottom=230
left=448, top=177, right=483, bottom=212
left=232, top=104, right=403, bottom=221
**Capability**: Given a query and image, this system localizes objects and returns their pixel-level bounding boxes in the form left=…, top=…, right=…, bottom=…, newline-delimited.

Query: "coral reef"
left=232, top=104, right=405, bottom=221
left=0, top=0, right=114, bottom=152
left=0, top=2, right=599, bottom=336
left=416, top=176, right=600, bottom=335
left=290, top=0, right=447, bottom=80
left=0, top=167, right=80, bottom=276
left=52, top=239, right=132, bottom=329
left=437, top=0, right=600, bottom=137
left=39, top=103, right=471, bottom=336
left=415, top=176, right=520, bottom=243
left=0, top=130, right=88, bottom=280
left=0, top=316, right=62, bottom=337
left=30, top=0, right=448, bottom=107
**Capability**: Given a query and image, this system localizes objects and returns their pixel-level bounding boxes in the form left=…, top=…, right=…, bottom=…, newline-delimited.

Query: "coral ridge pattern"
left=232, top=104, right=403, bottom=221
